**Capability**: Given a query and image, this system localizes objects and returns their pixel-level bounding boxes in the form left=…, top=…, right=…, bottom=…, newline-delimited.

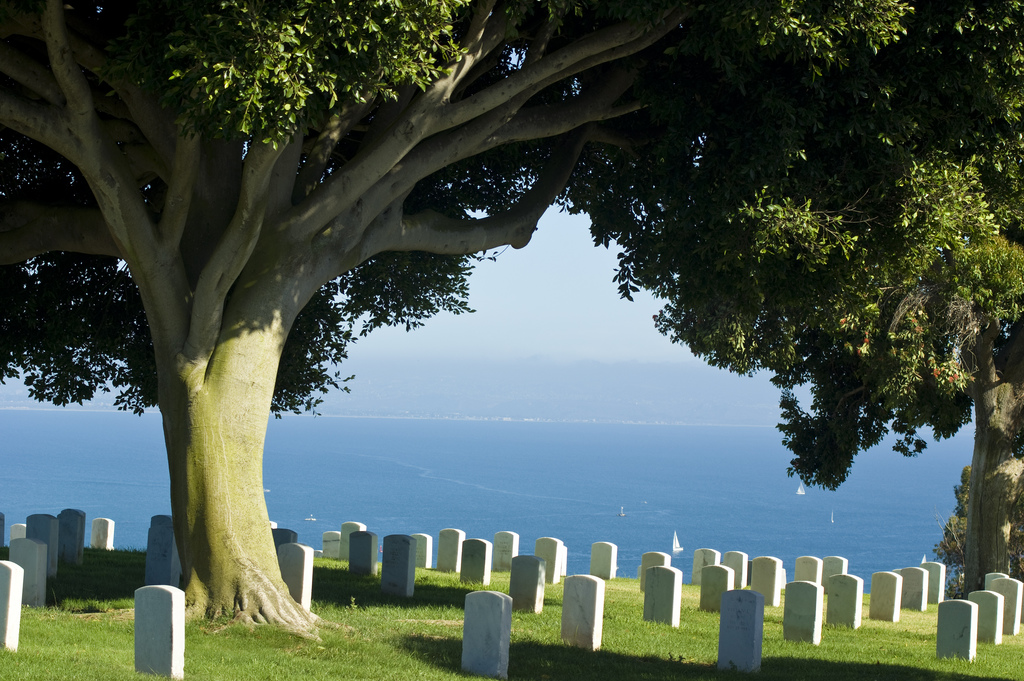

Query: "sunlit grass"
left=0, top=547, right=1021, bottom=680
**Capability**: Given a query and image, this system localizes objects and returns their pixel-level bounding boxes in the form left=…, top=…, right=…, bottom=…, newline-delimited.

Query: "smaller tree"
left=936, top=465, right=1024, bottom=599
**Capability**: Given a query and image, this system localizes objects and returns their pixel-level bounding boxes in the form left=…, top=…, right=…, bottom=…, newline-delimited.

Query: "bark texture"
left=964, top=325, right=1024, bottom=591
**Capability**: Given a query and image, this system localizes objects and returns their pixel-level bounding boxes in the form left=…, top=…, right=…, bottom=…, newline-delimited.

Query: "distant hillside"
left=0, top=359, right=785, bottom=426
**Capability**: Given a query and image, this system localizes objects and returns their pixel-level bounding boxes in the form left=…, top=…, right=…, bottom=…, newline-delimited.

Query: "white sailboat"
left=830, top=509, right=834, bottom=524
left=617, top=506, right=626, bottom=517
left=796, top=483, right=806, bottom=495
left=672, top=531, right=683, bottom=553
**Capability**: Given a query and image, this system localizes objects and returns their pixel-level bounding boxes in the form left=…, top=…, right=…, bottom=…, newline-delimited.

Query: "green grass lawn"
left=0, top=547, right=1021, bottom=680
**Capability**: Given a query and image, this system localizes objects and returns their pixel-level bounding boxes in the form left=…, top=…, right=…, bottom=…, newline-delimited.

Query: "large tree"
left=581, top=2, right=1024, bottom=592
left=0, top=0, right=1007, bottom=628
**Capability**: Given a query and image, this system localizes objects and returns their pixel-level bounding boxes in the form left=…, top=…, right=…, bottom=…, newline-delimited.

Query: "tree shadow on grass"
left=312, top=564, right=479, bottom=610
left=399, top=637, right=1014, bottom=681
left=47, top=548, right=147, bottom=609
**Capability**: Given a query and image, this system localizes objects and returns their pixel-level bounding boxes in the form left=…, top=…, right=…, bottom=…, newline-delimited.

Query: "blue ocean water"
left=0, top=410, right=972, bottom=591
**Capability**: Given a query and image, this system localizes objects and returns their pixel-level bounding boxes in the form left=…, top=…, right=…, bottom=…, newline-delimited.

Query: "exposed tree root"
left=184, top=562, right=321, bottom=638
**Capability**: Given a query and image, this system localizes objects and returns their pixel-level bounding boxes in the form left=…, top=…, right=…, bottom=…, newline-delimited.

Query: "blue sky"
left=354, top=208, right=694, bottom=364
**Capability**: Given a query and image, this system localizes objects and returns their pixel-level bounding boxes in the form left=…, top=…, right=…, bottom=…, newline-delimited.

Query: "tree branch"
left=0, top=41, right=64, bottom=106
left=41, top=0, right=93, bottom=118
left=367, top=69, right=636, bottom=223
left=969, top=317, right=1002, bottom=393
left=292, top=100, right=375, bottom=202
left=431, top=9, right=685, bottom=136
left=266, top=133, right=304, bottom=219
left=442, top=0, right=506, bottom=94
left=184, top=141, right=287, bottom=363
left=996, top=318, right=1024, bottom=387
left=158, top=133, right=201, bottom=249
left=0, top=201, right=118, bottom=263
left=0, top=87, right=84, bottom=163
left=355, top=127, right=591, bottom=260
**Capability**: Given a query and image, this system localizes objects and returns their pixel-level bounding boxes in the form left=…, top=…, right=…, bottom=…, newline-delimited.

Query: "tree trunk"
left=964, top=383, right=1024, bottom=592
left=157, top=313, right=317, bottom=631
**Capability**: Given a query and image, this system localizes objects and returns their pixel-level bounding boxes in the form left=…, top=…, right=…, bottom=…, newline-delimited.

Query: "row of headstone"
left=932, top=573, right=1024, bottom=660
left=4, top=515, right=115, bottom=552
left=331, top=527, right=563, bottom=580
left=461, top=572, right=609, bottom=679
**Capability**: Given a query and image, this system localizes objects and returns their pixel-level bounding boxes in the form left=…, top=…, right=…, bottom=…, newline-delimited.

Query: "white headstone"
left=349, top=531, right=379, bottom=576
left=699, top=564, right=735, bottom=613
left=718, top=589, right=764, bottom=673
left=509, top=555, right=545, bottom=613
left=271, top=527, right=298, bottom=549
left=822, top=556, right=848, bottom=595
left=984, top=572, right=1010, bottom=591
left=640, top=551, right=671, bottom=592
left=561, top=574, right=604, bottom=651
left=145, top=516, right=181, bottom=588
left=722, top=551, right=748, bottom=589
left=869, top=571, right=902, bottom=622
left=339, top=521, right=367, bottom=562
left=989, top=577, right=1023, bottom=636
left=438, top=528, right=466, bottom=573
left=381, top=534, right=416, bottom=598
left=968, top=590, right=1003, bottom=645
left=57, top=509, right=86, bottom=565
left=783, top=581, right=824, bottom=644
left=535, top=538, right=564, bottom=585
left=492, top=532, right=519, bottom=572
left=750, top=556, right=783, bottom=607
left=900, top=566, right=928, bottom=611
left=321, top=531, right=341, bottom=560
left=10, top=524, right=26, bottom=542
left=277, top=542, right=314, bottom=611
left=589, top=542, right=618, bottom=580
left=461, top=538, right=493, bottom=585
left=134, top=585, right=185, bottom=679
left=557, top=543, right=568, bottom=577
left=1, top=560, right=23, bottom=651
left=920, top=561, right=946, bottom=604
left=826, top=574, right=863, bottom=629
left=411, top=533, right=433, bottom=569
left=8, top=538, right=46, bottom=608
left=691, top=548, right=720, bottom=586
left=462, top=591, right=512, bottom=679
left=643, top=565, right=682, bottom=626
left=793, top=556, right=823, bottom=585
left=936, top=599, right=977, bottom=661
left=90, top=518, right=115, bottom=550
left=26, top=514, right=58, bottom=578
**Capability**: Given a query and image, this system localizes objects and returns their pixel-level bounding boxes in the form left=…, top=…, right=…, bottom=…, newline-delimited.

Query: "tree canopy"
left=585, top=1, right=1024, bottom=589
left=4, top=0, right=1023, bottom=625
